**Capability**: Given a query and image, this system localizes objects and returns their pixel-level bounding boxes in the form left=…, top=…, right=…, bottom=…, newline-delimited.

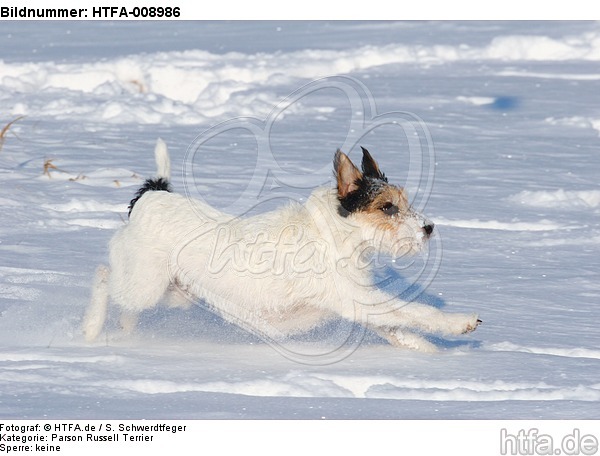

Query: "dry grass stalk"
left=129, top=80, right=146, bottom=93
left=68, top=174, right=88, bottom=182
left=0, top=115, right=25, bottom=152
left=43, top=159, right=69, bottom=178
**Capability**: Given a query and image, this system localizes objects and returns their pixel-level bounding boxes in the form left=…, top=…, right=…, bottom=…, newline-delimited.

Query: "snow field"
left=0, top=21, right=599, bottom=420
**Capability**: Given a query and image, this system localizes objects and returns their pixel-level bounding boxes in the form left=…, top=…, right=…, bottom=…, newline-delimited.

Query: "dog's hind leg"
left=82, top=264, right=111, bottom=342
left=108, top=247, right=172, bottom=336
left=119, top=309, right=140, bottom=334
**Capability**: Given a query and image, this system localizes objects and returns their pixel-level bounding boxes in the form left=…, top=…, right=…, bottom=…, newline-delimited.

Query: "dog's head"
left=334, top=148, right=433, bottom=257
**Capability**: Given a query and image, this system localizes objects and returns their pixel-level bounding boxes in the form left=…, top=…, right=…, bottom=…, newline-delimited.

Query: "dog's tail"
left=154, top=137, right=171, bottom=181
left=128, top=138, right=173, bottom=217
left=82, top=264, right=111, bottom=342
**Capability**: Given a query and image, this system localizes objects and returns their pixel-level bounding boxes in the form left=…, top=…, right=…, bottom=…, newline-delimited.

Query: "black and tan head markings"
left=333, top=146, right=415, bottom=221
left=362, top=186, right=411, bottom=218
left=360, top=146, right=387, bottom=182
left=380, top=201, right=399, bottom=216
left=337, top=177, right=388, bottom=216
left=334, top=147, right=401, bottom=217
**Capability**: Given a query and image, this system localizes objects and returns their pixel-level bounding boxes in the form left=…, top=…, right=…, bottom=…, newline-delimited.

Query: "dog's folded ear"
left=334, top=150, right=362, bottom=198
left=361, top=147, right=387, bottom=182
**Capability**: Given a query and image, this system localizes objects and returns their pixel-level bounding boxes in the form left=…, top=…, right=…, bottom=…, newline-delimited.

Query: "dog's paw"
left=462, top=316, right=482, bottom=334
left=385, top=328, right=438, bottom=353
left=444, top=313, right=481, bottom=335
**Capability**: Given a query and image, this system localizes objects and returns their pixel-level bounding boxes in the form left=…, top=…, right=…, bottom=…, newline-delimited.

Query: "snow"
left=509, top=189, right=600, bottom=209
left=1, top=21, right=599, bottom=420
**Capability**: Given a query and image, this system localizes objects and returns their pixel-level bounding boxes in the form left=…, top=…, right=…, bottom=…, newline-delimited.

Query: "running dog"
left=83, top=139, right=480, bottom=352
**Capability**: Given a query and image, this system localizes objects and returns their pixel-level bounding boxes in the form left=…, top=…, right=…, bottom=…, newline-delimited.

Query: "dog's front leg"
left=348, top=289, right=480, bottom=337
left=370, top=326, right=438, bottom=352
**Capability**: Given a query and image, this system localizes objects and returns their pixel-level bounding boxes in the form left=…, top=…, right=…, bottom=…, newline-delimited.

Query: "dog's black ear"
left=361, top=147, right=387, bottom=182
left=334, top=150, right=362, bottom=198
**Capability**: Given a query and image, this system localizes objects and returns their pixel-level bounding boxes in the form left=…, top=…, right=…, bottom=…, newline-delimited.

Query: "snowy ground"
left=1, top=21, right=599, bottom=419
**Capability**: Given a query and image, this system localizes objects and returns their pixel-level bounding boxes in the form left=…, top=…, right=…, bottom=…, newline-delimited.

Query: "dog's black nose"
left=423, top=223, right=434, bottom=237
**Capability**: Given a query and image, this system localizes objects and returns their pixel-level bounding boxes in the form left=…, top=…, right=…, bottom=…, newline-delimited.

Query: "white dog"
left=83, top=139, right=480, bottom=352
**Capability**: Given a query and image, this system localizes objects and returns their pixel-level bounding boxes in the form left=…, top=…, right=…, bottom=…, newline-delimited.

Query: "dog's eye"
left=381, top=202, right=399, bottom=216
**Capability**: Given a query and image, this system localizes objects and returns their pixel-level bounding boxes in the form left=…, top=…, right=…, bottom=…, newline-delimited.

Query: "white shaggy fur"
left=83, top=140, right=480, bottom=352
left=153, top=138, right=171, bottom=181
